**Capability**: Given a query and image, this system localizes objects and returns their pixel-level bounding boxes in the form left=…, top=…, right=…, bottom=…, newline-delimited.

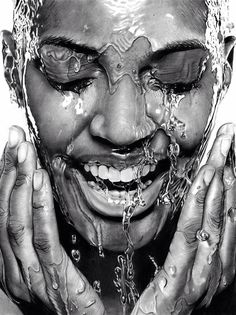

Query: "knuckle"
left=2, top=152, right=15, bottom=175
left=32, top=201, right=46, bottom=211
left=216, top=166, right=224, bottom=178
left=0, top=199, right=8, bottom=223
left=34, top=236, right=51, bottom=254
left=14, top=173, right=31, bottom=189
left=195, top=189, right=206, bottom=207
left=0, top=206, right=8, bottom=228
left=207, top=210, right=223, bottom=231
left=7, top=219, right=25, bottom=246
left=178, top=217, right=201, bottom=246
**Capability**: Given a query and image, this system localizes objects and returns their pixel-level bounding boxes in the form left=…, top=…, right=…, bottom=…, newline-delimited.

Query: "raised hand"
left=0, top=126, right=106, bottom=315
left=132, top=123, right=236, bottom=315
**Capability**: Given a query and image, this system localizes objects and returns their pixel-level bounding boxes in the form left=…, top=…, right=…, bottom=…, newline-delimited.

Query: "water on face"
left=11, top=0, right=232, bottom=313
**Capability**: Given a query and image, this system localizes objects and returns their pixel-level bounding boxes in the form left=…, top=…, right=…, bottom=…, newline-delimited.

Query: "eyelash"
left=35, top=57, right=93, bottom=95
left=147, top=75, right=200, bottom=94
left=50, top=78, right=93, bottom=95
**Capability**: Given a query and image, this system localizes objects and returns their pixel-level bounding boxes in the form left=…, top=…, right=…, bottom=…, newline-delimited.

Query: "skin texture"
left=0, top=0, right=236, bottom=314
left=23, top=0, right=214, bottom=251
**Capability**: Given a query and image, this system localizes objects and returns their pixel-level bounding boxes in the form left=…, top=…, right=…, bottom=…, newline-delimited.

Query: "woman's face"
left=23, top=0, right=216, bottom=251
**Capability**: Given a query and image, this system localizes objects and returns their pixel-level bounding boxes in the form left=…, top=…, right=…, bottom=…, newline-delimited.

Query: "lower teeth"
left=88, top=178, right=152, bottom=206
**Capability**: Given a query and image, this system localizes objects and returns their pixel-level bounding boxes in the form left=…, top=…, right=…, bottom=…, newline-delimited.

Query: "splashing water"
left=197, top=0, right=230, bottom=169
left=157, top=0, right=231, bottom=218
left=10, top=1, right=233, bottom=314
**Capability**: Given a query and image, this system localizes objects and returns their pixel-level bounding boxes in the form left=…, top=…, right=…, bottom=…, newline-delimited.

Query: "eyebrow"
left=156, top=39, right=207, bottom=58
left=39, top=36, right=99, bottom=56
left=40, top=36, right=207, bottom=61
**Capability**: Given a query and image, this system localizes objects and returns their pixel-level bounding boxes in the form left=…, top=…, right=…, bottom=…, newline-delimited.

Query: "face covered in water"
left=12, top=0, right=220, bottom=251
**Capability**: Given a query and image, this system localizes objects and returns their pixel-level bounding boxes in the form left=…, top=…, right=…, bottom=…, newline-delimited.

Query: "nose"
left=90, top=75, right=156, bottom=146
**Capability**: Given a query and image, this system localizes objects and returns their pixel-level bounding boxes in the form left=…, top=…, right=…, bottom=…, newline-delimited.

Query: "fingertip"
left=217, top=123, right=234, bottom=137
left=8, top=125, right=26, bottom=149
left=203, top=166, right=215, bottom=186
left=33, top=169, right=51, bottom=192
left=8, top=126, right=20, bottom=149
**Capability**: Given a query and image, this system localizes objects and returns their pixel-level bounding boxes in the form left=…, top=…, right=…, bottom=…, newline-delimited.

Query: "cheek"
left=145, top=74, right=214, bottom=151
left=25, top=63, right=101, bottom=155
left=174, top=84, right=214, bottom=150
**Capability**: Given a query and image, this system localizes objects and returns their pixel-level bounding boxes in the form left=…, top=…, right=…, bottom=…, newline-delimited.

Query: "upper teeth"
left=84, top=163, right=156, bottom=183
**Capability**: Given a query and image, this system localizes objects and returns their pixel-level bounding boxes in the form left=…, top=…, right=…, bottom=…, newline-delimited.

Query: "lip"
left=64, top=157, right=169, bottom=218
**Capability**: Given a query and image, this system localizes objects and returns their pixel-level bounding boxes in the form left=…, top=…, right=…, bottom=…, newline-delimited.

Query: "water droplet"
left=222, top=276, right=227, bottom=287
left=207, top=254, right=213, bottom=265
left=98, top=245, right=104, bottom=258
left=52, top=282, right=59, bottom=290
left=74, top=61, right=81, bottom=73
left=93, top=280, right=101, bottom=295
left=158, top=277, right=167, bottom=292
left=87, top=55, right=93, bottom=62
left=71, top=234, right=77, bottom=245
left=76, top=279, right=85, bottom=294
left=228, top=207, right=236, bottom=223
left=66, top=143, right=74, bottom=155
left=71, top=249, right=81, bottom=263
left=121, top=294, right=127, bottom=305
left=169, top=266, right=177, bottom=276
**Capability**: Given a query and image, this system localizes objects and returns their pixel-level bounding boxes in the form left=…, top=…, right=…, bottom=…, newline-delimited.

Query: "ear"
left=223, top=36, right=236, bottom=87
left=1, top=30, right=24, bottom=106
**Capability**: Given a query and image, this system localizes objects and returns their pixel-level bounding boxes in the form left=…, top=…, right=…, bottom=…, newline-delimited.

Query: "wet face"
left=23, top=0, right=215, bottom=251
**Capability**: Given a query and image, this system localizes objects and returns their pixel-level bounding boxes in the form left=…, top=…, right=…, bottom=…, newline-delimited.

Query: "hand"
left=0, top=126, right=106, bottom=315
left=132, top=123, right=236, bottom=315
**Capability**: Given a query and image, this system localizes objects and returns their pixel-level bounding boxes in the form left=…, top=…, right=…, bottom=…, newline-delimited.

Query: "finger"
left=33, top=170, right=105, bottom=314
left=218, top=166, right=236, bottom=292
left=207, top=123, right=234, bottom=171
left=8, top=141, right=48, bottom=304
left=192, top=172, right=224, bottom=307
left=0, top=126, right=29, bottom=300
left=155, top=165, right=215, bottom=300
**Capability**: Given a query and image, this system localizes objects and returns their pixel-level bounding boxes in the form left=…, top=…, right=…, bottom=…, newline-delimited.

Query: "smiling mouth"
left=59, top=153, right=170, bottom=218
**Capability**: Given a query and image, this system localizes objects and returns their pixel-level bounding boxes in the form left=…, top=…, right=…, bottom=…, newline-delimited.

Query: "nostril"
left=90, top=114, right=105, bottom=137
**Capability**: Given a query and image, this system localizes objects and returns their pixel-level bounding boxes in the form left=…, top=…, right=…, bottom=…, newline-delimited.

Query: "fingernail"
left=18, top=142, right=28, bottom=163
left=33, top=170, right=43, bottom=191
left=218, top=123, right=234, bottom=136
left=8, top=126, right=19, bottom=148
left=221, top=136, right=232, bottom=157
left=204, top=167, right=215, bottom=185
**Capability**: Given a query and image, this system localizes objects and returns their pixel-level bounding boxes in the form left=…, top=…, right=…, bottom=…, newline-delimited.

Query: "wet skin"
left=22, top=0, right=216, bottom=251
left=1, top=0, right=236, bottom=314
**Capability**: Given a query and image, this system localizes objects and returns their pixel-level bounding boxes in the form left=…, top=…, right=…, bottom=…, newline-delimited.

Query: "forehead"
left=37, top=0, right=207, bottom=51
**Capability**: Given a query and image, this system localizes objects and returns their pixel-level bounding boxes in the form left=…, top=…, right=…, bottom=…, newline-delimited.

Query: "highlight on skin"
left=0, top=0, right=235, bottom=314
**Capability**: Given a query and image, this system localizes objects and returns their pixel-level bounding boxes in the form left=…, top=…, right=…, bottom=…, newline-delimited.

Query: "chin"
left=51, top=151, right=171, bottom=252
